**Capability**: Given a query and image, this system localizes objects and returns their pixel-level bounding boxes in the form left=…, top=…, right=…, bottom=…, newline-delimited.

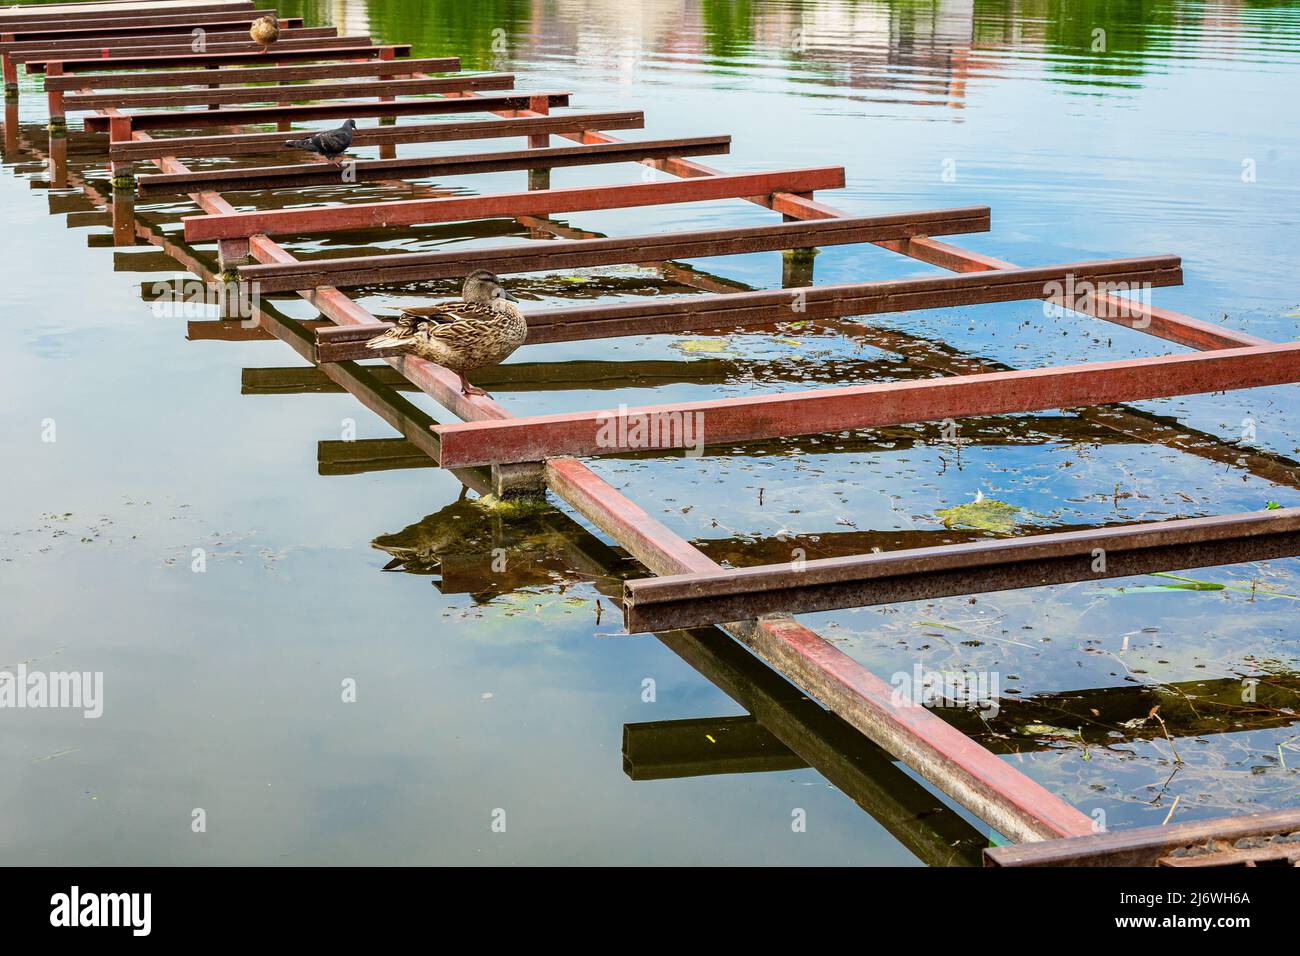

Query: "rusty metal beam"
left=4, top=26, right=334, bottom=57
left=137, top=135, right=732, bottom=196
left=66, top=73, right=515, bottom=111
left=0, top=2, right=254, bottom=30
left=621, top=508, right=1300, bottom=633
left=23, top=41, right=409, bottom=74
left=182, top=166, right=846, bottom=241
left=108, top=110, right=642, bottom=161
left=45, top=56, right=460, bottom=91
left=316, top=255, right=1182, bottom=362
left=0, top=11, right=287, bottom=42
left=431, top=341, right=1300, bottom=468
left=985, top=807, right=1300, bottom=867
left=240, top=205, right=989, bottom=293
left=84, top=90, right=569, bottom=132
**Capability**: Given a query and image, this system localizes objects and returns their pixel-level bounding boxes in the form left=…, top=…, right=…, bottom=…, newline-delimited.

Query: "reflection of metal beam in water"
left=631, top=670, right=1300, bottom=801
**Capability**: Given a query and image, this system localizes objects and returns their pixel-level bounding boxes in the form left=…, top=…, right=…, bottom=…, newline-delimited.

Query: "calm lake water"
left=2, top=0, right=1299, bottom=865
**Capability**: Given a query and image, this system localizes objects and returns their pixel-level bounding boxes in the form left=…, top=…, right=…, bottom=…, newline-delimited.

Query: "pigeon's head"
left=462, top=270, right=518, bottom=305
left=343, top=119, right=357, bottom=130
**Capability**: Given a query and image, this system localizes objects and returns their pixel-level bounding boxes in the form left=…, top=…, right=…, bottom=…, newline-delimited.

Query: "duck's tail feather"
left=365, top=323, right=418, bottom=350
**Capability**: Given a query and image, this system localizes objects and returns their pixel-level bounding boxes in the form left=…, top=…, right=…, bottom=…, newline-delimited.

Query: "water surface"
left=2, top=0, right=1299, bottom=864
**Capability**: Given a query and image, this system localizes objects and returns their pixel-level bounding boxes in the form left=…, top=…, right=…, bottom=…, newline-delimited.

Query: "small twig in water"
left=1162, top=794, right=1181, bottom=826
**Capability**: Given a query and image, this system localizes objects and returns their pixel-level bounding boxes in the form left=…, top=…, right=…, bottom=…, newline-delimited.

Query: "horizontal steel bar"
left=108, top=109, right=642, bottom=160
left=884, top=236, right=1267, bottom=351
left=45, top=55, right=460, bottom=90
left=183, top=165, right=846, bottom=240
left=24, top=41, right=409, bottom=73
left=1, top=12, right=295, bottom=42
left=4, top=25, right=333, bottom=55
left=432, top=340, right=1300, bottom=468
left=622, top=508, right=1300, bottom=632
left=84, top=90, right=568, bottom=131
left=0, top=1, right=252, bottom=30
left=67, top=72, right=514, bottom=111
left=138, top=135, right=730, bottom=195
left=317, top=255, right=1180, bottom=361
left=242, top=205, right=989, bottom=292
left=985, top=806, right=1300, bottom=866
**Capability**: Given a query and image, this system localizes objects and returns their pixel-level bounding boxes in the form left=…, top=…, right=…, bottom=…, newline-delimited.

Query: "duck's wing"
left=366, top=302, right=495, bottom=349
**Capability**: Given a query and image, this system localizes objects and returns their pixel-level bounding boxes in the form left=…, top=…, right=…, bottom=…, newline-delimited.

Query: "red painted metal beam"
left=107, top=110, right=642, bottom=161
left=182, top=166, right=847, bottom=241
left=23, top=42, right=410, bottom=74
left=432, top=342, right=1300, bottom=468
left=138, top=135, right=732, bottom=195
left=3, top=26, right=335, bottom=56
left=2, top=13, right=296, bottom=42
left=45, top=56, right=461, bottom=91
left=315, top=255, right=1181, bottom=361
left=243, top=206, right=991, bottom=293
left=66, top=73, right=515, bottom=111
left=84, top=90, right=570, bottom=132
left=0, top=2, right=254, bottom=30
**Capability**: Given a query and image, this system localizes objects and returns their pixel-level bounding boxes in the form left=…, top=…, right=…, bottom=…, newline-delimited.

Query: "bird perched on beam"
left=249, top=15, right=280, bottom=53
left=366, top=271, right=527, bottom=398
left=284, top=119, right=356, bottom=165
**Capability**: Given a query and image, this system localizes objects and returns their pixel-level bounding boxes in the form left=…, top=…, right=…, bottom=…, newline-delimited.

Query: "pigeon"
left=249, top=15, right=280, bottom=54
left=284, top=119, right=357, bottom=165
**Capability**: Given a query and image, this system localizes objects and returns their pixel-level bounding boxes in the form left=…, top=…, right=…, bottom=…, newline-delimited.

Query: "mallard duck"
left=366, top=271, right=526, bottom=397
left=250, top=15, right=280, bottom=53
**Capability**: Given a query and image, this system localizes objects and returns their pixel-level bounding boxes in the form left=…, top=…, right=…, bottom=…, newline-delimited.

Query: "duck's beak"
left=499, top=289, right=519, bottom=302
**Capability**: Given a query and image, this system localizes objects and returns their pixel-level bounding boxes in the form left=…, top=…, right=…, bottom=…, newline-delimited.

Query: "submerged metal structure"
left=5, top=0, right=1299, bottom=865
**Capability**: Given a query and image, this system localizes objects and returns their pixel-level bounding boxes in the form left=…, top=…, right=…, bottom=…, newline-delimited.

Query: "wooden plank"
left=2, top=12, right=295, bottom=42
left=109, top=109, right=642, bottom=160
left=241, top=206, right=989, bottom=292
left=622, top=509, right=1300, bottom=632
left=67, top=72, right=515, bottom=111
left=23, top=42, right=409, bottom=74
left=4, top=26, right=334, bottom=55
left=84, top=90, right=567, bottom=131
left=985, top=807, right=1300, bottom=866
left=318, top=255, right=1181, bottom=360
left=183, top=165, right=846, bottom=240
left=138, top=135, right=732, bottom=195
left=45, top=56, right=460, bottom=90
left=431, top=341, right=1300, bottom=468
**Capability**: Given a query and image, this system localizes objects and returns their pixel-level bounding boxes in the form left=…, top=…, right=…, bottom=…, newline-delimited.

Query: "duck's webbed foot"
left=458, top=374, right=490, bottom=398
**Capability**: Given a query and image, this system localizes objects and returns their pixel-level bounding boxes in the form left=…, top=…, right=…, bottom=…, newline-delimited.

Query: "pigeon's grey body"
left=285, top=119, right=357, bottom=163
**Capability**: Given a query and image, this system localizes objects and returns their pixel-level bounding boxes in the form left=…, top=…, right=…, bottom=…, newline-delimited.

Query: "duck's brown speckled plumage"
left=365, top=271, right=526, bottom=396
left=250, top=16, right=280, bottom=52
